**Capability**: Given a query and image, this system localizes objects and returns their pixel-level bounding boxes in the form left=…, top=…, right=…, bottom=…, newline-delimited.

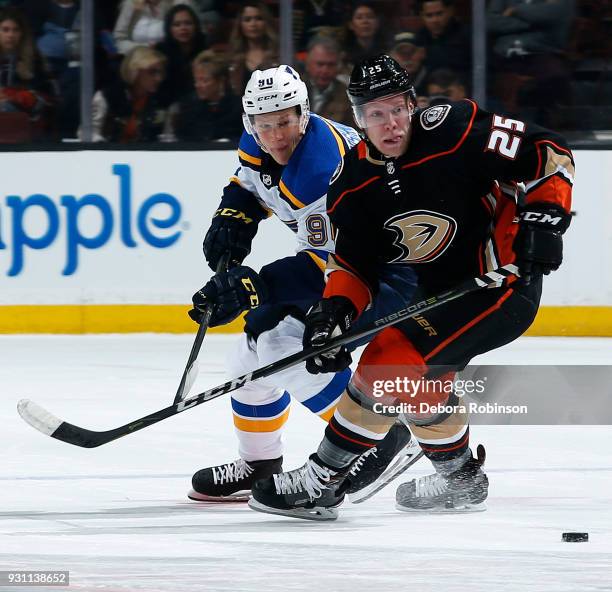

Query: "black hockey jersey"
left=323, top=99, right=574, bottom=311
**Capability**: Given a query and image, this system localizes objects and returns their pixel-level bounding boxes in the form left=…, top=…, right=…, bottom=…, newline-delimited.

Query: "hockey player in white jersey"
left=187, top=65, right=419, bottom=501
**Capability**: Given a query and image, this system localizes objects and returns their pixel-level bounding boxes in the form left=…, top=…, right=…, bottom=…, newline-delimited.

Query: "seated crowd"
left=0, top=0, right=609, bottom=144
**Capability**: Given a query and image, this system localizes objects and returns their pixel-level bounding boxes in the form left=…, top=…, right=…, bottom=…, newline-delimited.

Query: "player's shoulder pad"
left=237, top=130, right=263, bottom=169
left=280, top=115, right=350, bottom=208
left=417, top=99, right=477, bottom=135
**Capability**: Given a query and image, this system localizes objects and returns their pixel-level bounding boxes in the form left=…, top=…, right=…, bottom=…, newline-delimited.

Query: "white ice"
left=1, top=335, right=612, bottom=592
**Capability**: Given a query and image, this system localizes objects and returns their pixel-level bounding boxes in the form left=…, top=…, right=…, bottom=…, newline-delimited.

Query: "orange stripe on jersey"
left=238, top=149, right=262, bottom=166
left=324, top=269, right=372, bottom=315
left=525, top=176, right=572, bottom=212
left=321, top=117, right=346, bottom=157
left=279, top=180, right=307, bottom=209
left=424, top=288, right=514, bottom=362
left=328, top=175, right=381, bottom=215
left=402, top=99, right=478, bottom=170
left=536, top=139, right=573, bottom=158
left=330, top=252, right=370, bottom=285
left=357, top=141, right=367, bottom=160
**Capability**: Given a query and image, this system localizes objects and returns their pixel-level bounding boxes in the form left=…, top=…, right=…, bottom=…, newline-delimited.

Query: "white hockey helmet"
left=242, top=65, right=310, bottom=147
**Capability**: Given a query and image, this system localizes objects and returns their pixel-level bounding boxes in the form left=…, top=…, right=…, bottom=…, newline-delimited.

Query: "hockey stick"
left=17, top=264, right=518, bottom=449
left=173, top=253, right=231, bottom=404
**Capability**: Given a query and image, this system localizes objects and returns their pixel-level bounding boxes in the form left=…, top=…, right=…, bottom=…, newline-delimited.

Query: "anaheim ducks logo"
left=420, top=104, right=451, bottom=130
left=385, top=210, right=457, bottom=263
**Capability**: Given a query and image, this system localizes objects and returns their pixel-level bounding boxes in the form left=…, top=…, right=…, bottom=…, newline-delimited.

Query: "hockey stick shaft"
left=173, top=253, right=231, bottom=404
left=17, top=264, right=518, bottom=448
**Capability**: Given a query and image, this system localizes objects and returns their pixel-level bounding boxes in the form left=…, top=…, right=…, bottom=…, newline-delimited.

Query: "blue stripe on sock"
left=231, top=390, right=291, bottom=418
left=301, top=368, right=351, bottom=414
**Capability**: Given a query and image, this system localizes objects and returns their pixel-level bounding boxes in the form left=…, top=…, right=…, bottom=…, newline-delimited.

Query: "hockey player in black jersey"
left=248, top=54, right=574, bottom=520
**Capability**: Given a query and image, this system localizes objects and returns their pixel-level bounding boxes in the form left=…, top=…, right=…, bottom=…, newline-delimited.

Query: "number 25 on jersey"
left=486, top=115, right=526, bottom=160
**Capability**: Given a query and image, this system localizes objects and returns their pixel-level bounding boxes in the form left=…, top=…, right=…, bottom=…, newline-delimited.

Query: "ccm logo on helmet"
left=257, top=94, right=278, bottom=101
left=520, top=211, right=563, bottom=225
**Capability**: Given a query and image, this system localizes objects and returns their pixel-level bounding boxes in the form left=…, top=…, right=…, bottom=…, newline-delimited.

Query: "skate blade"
left=348, top=448, right=425, bottom=505
left=395, top=501, right=487, bottom=514
left=187, top=489, right=250, bottom=502
left=248, top=498, right=339, bottom=521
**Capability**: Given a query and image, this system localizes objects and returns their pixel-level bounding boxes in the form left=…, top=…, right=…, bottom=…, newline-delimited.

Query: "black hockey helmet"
left=347, top=54, right=416, bottom=108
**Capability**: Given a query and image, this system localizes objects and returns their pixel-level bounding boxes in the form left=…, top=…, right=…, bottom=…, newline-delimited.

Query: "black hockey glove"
left=303, top=296, right=357, bottom=375
left=189, top=266, right=268, bottom=327
left=203, top=207, right=260, bottom=271
left=514, top=204, right=571, bottom=285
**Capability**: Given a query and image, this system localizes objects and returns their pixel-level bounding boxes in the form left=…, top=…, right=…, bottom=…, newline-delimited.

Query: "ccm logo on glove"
left=189, top=266, right=268, bottom=327
left=520, top=211, right=564, bottom=226
left=215, top=207, right=256, bottom=224
left=241, top=277, right=260, bottom=307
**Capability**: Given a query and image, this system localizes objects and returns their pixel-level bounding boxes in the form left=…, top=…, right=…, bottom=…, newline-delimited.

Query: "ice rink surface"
left=1, top=334, right=612, bottom=592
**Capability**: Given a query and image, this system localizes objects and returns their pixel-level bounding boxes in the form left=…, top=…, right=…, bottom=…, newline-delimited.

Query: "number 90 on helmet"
left=242, top=65, right=310, bottom=146
left=347, top=54, right=416, bottom=130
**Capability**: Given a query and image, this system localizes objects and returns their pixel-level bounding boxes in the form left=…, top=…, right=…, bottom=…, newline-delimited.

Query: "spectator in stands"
left=113, top=0, right=195, bottom=55
left=414, top=0, right=471, bottom=78
left=22, top=0, right=82, bottom=137
left=341, top=2, right=392, bottom=73
left=191, top=0, right=220, bottom=44
left=487, top=0, right=574, bottom=125
left=389, top=32, right=427, bottom=92
left=155, top=3, right=207, bottom=106
left=301, top=34, right=352, bottom=126
left=0, top=7, right=55, bottom=136
left=487, top=0, right=574, bottom=60
left=294, top=0, right=349, bottom=52
left=21, top=0, right=79, bottom=76
left=425, top=67, right=466, bottom=102
left=90, top=45, right=167, bottom=142
left=228, top=2, right=278, bottom=95
left=170, top=50, right=242, bottom=142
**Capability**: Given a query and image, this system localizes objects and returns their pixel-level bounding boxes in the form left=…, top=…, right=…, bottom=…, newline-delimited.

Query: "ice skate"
left=346, top=421, right=424, bottom=504
left=188, top=457, right=282, bottom=502
left=395, top=445, right=488, bottom=513
left=248, top=454, right=348, bottom=521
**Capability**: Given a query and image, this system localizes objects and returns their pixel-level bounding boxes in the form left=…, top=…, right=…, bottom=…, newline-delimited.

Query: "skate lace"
left=349, top=447, right=378, bottom=477
left=273, top=459, right=336, bottom=501
left=212, top=459, right=254, bottom=485
left=414, top=473, right=448, bottom=498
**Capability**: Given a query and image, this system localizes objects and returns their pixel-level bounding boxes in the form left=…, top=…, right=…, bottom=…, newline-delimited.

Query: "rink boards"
left=0, top=149, right=609, bottom=336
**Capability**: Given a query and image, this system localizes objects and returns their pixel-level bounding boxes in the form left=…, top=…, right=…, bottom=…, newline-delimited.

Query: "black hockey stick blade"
left=173, top=253, right=231, bottom=404
left=17, top=264, right=519, bottom=449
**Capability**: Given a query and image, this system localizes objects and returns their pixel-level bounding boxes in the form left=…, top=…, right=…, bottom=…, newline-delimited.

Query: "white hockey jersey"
left=223, top=114, right=360, bottom=272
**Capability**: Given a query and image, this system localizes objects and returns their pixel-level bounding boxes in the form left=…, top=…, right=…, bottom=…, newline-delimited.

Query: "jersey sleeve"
left=464, top=101, right=574, bottom=220
left=323, top=151, right=380, bottom=315
left=218, top=131, right=270, bottom=223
